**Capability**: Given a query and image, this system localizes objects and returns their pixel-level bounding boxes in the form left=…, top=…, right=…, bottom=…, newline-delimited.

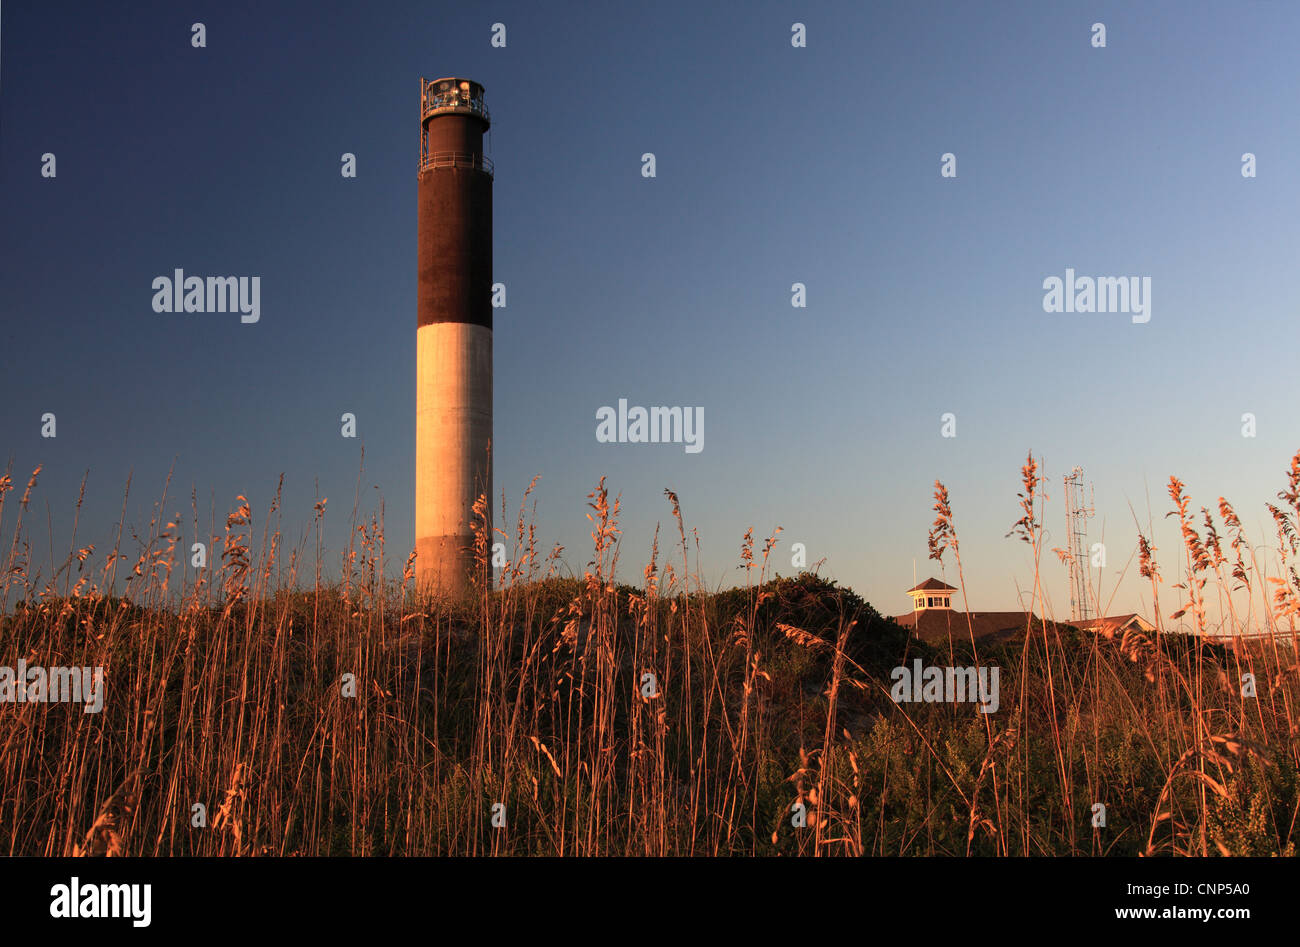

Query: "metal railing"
left=418, top=151, right=493, bottom=177
left=421, top=90, right=490, bottom=125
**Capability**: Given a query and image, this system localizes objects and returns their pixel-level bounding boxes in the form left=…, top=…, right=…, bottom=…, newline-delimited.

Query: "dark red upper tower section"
left=417, top=77, right=493, bottom=330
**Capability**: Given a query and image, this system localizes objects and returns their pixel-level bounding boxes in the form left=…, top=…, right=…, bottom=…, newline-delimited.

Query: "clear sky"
left=2, top=0, right=1297, bottom=625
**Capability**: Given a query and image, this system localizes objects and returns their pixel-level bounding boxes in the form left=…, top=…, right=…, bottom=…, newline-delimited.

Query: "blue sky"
left=2, top=0, right=1297, bottom=623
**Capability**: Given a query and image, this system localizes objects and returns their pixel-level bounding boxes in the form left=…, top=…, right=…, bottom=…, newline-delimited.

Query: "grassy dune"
left=1, top=454, right=1297, bottom=856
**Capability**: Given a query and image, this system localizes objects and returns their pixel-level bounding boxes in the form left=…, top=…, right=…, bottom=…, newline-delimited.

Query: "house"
left=893, top=578, right=1063, bottom=645
left=1071, top=614, right=1156, bottom=637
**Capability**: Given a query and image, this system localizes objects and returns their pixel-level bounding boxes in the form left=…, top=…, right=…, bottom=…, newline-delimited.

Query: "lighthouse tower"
left=415, top=77, right=493, bottom=596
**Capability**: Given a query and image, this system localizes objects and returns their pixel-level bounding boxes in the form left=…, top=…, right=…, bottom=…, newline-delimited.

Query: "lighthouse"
left=415, top=77, right=493, bottom=595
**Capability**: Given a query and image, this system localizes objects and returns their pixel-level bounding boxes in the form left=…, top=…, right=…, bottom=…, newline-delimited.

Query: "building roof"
left=907, top=578, right=958, bottom=593
left=894, top=608, right=1065, bottom=645
left=1071, top=614, right=1156, bottom=635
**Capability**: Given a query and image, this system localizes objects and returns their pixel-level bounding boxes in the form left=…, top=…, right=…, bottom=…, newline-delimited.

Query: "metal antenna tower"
left=1064, top=466, right=1096, bottom=622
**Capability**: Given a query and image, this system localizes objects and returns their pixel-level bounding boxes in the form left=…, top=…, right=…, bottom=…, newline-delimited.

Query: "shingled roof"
left=1071, top=614, right=1156, bottom=636
left=907, top=578, right=957, bottom=593
left=894, top=608, right=1065, bottom=645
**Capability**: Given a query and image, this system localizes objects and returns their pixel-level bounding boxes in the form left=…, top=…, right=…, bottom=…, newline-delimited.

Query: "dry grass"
left=0, top=451, right=1297, bottom=857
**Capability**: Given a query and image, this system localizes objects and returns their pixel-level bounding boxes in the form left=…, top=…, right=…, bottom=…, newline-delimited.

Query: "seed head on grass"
left=1005, top=451, right=1042, bottom=544
left=928, top=481, right=956, bottom=563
